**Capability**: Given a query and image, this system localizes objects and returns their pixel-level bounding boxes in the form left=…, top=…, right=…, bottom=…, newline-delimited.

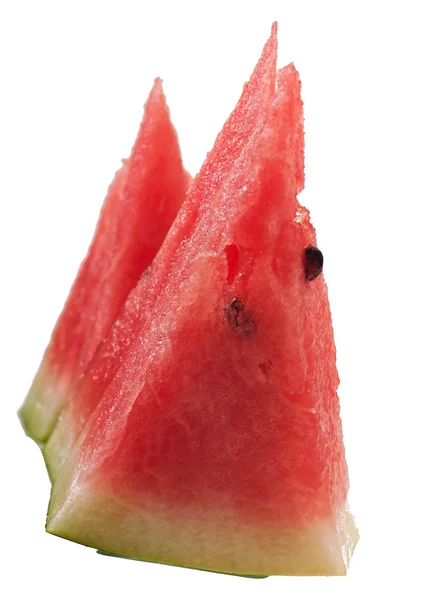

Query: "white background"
left=1, top=1, right=430, bottom=598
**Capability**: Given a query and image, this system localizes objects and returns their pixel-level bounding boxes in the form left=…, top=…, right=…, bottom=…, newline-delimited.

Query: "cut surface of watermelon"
left=44, top=24, right=278, bottom=481
left=47, top=27, right=358, bottom=576
left=19, top=79, right=189, bottom=444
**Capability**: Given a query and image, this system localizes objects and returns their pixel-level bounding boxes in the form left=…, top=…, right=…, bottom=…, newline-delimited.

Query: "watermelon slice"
left=19, top=79, right=190, bottom=444
left=44, top=24, right=278, bottom=481
left=46, top=26, right=358, bottom=576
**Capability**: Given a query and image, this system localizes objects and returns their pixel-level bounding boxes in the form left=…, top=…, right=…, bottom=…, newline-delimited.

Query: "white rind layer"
left=19, top=365, right=70, bottom=445
left=43, top=411, right=77, bottom=481
left=47, top=482, right=358, bottom=576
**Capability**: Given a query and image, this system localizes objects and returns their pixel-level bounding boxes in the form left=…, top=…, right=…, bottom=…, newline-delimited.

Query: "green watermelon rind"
left=96, top=549, right=269, bottom=578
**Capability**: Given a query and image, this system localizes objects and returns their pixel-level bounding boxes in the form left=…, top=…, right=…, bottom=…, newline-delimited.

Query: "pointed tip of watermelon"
left=267, top=20, right=278, bottom=50
left=255, top=21, right=278, bottom=80
left=125, top=73, right=183, bottom=174
left=145, top=76, right=167, bottom=109
left=257, top=23, right=278, bottom=97
left=122, top=78, right=171, bottom=164
left=280, top=61, right=299, bottom=78
left=150, top=77, right=164, bottom=96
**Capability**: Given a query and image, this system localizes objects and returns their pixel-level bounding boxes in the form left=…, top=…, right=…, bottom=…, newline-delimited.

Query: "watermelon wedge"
left=46, top=26, right=358, bottom=576
left=44, top=24, right=278, bottom=481
left=19, top=79, right=190, bottom=444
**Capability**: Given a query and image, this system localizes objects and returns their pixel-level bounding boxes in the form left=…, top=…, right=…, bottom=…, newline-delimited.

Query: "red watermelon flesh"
left=19, top=79, right=190, bottom=444
left=44, top=25, right=279, bottom=480
left=47, top=45, right=358, bottom=576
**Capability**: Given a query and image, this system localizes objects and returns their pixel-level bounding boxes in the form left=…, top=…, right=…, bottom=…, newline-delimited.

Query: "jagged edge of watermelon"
left=96, top=550, right=269, bottom=578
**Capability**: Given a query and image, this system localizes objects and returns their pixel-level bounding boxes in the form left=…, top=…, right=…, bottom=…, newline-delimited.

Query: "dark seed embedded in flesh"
left=304, top=246, right=323, bottom=281
left=224, top=298, right=257, bottom=337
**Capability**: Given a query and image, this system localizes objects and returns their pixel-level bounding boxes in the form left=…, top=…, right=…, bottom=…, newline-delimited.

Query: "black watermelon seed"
left=224, top=298, right=257, bottom=337
left=305, top=246, right=323, bottom=281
